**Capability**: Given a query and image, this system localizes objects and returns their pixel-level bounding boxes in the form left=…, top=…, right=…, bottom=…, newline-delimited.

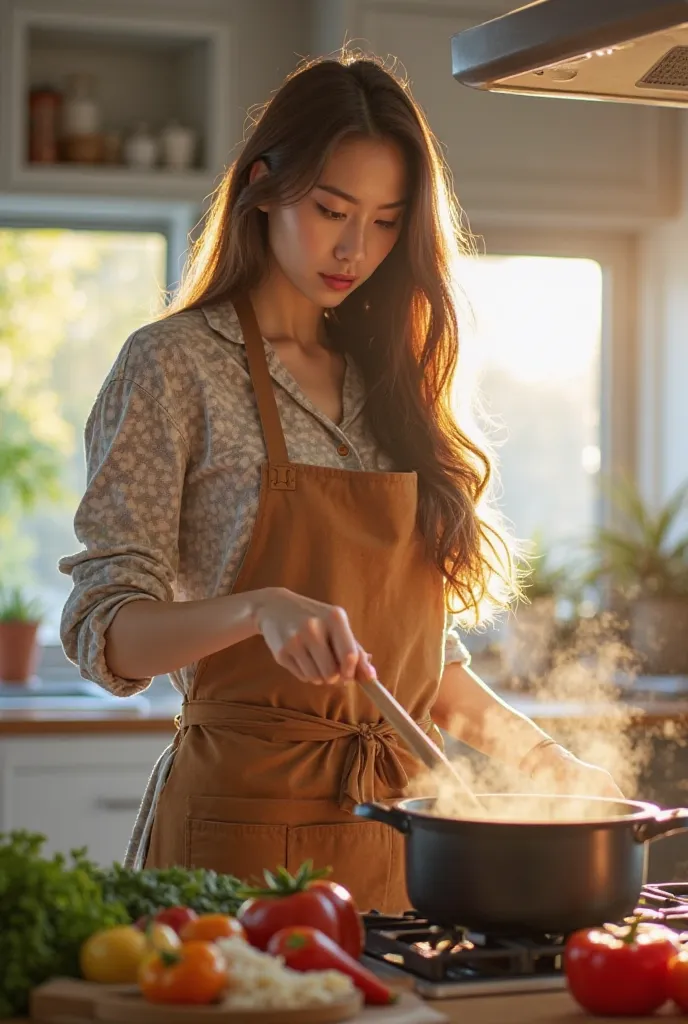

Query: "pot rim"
left=395, top=793, right=661, bottom=827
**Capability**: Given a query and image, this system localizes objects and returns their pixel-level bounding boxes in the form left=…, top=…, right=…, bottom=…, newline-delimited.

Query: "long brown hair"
left=165, top=52, right=516, bottom=623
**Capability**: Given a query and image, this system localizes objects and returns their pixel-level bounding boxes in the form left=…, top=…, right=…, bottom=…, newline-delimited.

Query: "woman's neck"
left=249, top=263, right=326, bottom=352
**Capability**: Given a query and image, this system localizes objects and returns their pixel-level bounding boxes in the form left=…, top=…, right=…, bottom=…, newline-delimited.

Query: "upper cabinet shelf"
left=7, top=7, right=231, bottom=201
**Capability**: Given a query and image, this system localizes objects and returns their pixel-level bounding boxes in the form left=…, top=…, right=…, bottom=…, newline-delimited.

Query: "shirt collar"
left=202, top=299, right=366, bottom=431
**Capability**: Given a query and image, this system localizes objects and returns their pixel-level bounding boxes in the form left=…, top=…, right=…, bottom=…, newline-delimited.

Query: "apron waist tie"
left=179, top=700, right=434, bottom=812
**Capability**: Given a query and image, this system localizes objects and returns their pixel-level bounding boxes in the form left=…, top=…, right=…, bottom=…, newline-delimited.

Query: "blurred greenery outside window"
left=0, top=227, right=167, bottom=644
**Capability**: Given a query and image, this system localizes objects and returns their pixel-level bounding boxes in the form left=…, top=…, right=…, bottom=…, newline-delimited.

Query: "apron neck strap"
left=232, top=293, right=289, bottom=464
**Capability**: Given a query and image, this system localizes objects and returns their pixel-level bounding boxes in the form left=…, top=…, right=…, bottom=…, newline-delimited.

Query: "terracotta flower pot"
left=629, top=597, right=688, bottom=676
left=0, top=620, right=40, bottom=683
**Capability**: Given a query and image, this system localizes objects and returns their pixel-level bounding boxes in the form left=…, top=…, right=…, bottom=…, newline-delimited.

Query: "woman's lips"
left=319, top=274, right=356, bottom=292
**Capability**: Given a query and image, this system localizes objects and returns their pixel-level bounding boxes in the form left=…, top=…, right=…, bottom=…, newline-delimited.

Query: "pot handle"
left=354, top=802, right=412, bottom=834
left=634, top=808, right=688, bottom=842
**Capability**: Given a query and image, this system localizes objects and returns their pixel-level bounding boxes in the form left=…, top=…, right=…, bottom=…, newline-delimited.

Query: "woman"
left=60, top=55, right=619, bottom=912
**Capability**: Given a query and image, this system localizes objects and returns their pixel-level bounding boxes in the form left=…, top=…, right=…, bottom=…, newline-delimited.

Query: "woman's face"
left=261, top=135, right=407, bottom=308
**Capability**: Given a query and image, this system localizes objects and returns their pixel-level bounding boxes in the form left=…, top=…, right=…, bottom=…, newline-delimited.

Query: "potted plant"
left=0, top=585, right=44, bottom=684
left=588, top=477, right=688, bottom=676
left=501, top=535, right=569, bottom=684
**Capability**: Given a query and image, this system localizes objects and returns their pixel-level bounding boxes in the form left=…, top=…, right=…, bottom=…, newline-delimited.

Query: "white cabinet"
left=0, top=734, right=172, bottom=865
left=3, top=4, right=231, bottom=200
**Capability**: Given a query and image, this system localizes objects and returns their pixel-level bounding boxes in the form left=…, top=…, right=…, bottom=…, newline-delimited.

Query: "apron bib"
left=146, top=294, right=446, bottom=912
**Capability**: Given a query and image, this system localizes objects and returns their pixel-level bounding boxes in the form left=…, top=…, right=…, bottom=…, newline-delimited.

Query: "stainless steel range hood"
left=451, top=0, right=688, bottom=106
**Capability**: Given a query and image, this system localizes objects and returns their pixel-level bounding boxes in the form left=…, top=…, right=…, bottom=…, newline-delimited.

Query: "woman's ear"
left=249, top=159, right=270, bottom=213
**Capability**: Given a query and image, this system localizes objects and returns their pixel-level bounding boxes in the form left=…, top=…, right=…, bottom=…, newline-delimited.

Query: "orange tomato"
left=138, top=940, right=227, bottom=1005
left=668, top=948, right=688, bottom=1012
left=180, top=913, right=246, bottom=943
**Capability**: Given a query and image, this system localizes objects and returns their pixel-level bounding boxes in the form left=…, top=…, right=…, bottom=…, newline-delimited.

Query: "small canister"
left=28, top=86, right=62, bottom=163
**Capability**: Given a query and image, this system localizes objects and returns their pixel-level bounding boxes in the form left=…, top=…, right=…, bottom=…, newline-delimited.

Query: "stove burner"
left=363, top=882, right=688, bottom=995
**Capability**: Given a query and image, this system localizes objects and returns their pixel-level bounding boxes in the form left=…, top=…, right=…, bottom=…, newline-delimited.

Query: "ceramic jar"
left=159, top=120, right=196, bottom=170
left=123, top=123, right=159, bottom=169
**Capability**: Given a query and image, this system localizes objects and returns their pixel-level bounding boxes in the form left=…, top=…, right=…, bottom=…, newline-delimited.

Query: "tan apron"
left=145, top=294, right=446, bottom=913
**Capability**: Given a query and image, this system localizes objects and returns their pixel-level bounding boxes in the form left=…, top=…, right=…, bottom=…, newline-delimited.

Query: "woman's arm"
left=105, top=587, right=372, bottom=684
left=432, top=660, right=623, bottom=797
left=431, top=660, right=550, bottom=766
left=104, top=593, right=259, bottom=680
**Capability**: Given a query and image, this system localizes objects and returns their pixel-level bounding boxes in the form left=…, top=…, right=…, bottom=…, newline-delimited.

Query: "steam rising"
left=418, top=614, right=684, bottom=822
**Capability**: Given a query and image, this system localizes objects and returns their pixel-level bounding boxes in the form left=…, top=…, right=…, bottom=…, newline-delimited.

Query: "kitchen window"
left=456, top=251, right=604, bottom=556
left=0, top=225, right=168, bottom=651
left=456, top=228, right=638, bottom=646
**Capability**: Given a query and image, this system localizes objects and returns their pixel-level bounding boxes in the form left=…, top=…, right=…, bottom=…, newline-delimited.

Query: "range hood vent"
left=451, top=0, right=688, bottom=106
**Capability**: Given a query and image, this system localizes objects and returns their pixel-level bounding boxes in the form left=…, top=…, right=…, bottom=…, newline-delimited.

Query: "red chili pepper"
left=267, top=925, right=397, bottom=1005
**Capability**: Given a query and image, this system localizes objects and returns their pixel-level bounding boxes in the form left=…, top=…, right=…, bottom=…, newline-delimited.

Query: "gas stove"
left=362, top=882, right=688, bottom=1000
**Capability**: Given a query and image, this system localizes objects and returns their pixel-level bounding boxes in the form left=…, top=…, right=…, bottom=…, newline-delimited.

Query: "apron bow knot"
left=179, top=699, right=432, bottom=814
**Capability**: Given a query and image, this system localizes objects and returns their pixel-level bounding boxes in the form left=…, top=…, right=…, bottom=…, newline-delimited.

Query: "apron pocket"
left=186, top=818, right=287, bottom=883
left=286, top=820, right=407, bottom=913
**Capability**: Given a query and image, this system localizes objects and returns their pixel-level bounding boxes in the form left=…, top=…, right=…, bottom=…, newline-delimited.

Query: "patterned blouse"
left=58, top=299, right=470, bottom=866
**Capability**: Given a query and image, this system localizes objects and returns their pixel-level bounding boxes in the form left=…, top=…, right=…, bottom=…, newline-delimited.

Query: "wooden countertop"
left=0, top=705, right=178, bottom=735
left=2, top=689, right=688, bottom=736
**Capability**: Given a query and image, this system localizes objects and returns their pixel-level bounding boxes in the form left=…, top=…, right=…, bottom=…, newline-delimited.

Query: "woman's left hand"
left=529, top=743, right=624, bottom=799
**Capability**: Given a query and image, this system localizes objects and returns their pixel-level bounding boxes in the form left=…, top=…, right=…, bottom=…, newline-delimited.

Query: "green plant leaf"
left=589, top=475, right=688, bottom=598
left=649, top=482, right=688, bottom=549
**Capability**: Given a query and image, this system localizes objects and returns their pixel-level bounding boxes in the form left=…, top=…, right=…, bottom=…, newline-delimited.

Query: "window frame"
left=0, top=197, right=197, bottom=676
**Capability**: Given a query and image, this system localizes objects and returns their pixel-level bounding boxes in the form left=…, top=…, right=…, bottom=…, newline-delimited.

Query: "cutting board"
left=29, top=979, right=448, bottom=1024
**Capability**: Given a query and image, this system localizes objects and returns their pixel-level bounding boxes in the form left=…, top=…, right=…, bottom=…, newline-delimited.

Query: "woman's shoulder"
left=104, top=303, right=244, bottom=402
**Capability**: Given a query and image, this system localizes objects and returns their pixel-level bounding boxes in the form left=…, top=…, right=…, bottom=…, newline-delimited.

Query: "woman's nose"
left=335, top=220, right=366, bottom=265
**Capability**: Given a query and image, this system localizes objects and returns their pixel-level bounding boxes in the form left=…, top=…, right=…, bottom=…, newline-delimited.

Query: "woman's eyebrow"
left=316, top=183, right=407, bottom=210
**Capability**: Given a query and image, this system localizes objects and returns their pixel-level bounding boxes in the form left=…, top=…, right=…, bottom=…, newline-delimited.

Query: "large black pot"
left=355, top=794, right=688, bottom=935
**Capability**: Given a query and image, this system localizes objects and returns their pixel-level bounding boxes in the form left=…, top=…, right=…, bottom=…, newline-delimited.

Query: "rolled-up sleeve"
left=59, top=373, right=189, bottom=695
left=444, top=610, right=471, bottom=668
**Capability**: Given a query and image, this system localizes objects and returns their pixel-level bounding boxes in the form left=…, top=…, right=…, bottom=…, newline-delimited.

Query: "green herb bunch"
left=0, top=832, right=128, bottom=1018
left=94, top=861, right=244, bottom=922
left=0, top=830, right=245, bottom=1018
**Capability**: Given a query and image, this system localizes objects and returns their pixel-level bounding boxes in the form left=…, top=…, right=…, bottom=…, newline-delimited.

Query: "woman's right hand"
left=251, top=587, right=375, bottom=685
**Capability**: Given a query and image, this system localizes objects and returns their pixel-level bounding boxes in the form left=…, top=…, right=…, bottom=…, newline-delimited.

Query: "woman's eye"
left=316, top=202, right=346, bottom=220
left=377, top=219, right=400, bottom=230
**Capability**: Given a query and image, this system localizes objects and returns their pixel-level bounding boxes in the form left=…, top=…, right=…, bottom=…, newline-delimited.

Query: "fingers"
left=280, top=616, right=362, bottom=685
left=290, top=648, right=326, bottom=683
left=354, top=645, right=377, bottom=682
left=303, top=617, right=341, bottom=683
left=326, top=607, right=363, bottom=681
left=263, top=594, right=373, bottom=686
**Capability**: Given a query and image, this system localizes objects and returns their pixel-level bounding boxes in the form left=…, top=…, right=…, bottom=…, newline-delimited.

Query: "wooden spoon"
left=358, top=675, right=485, bottom=812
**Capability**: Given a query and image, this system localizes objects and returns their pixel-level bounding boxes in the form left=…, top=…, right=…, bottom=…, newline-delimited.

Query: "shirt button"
left=337, top=443, right=350, bottom=457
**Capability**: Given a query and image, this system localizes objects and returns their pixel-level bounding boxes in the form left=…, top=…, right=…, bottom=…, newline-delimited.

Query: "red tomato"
left=309, top=880, right=364, bottom=960
left=565, top=919, right=680, bottom=1016
left=238, top=889, right=340, bottom=951
left=668, top=948, right=688, bottom=1012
